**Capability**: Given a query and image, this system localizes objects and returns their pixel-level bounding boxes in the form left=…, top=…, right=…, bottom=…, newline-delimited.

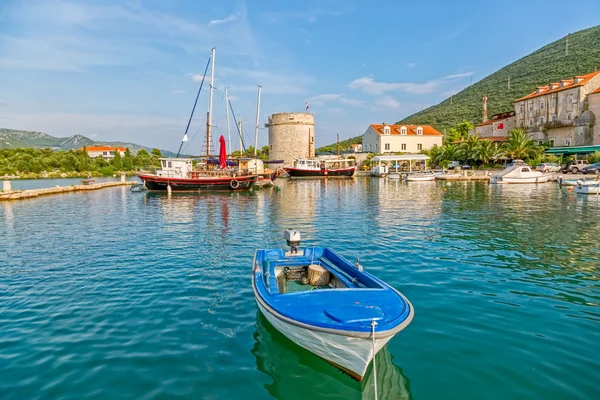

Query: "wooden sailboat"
left=284, top=134, right=356, bottom=178
left=137, top=47, right=257, bottom=191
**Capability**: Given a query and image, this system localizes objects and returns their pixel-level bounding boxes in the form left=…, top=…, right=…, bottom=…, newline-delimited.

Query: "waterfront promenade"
left=0, top=180, right=136, bottom=201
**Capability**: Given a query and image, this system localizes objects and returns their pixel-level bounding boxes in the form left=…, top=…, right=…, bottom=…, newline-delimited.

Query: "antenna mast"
left=206, top=47, right=216, bottom=157
left=254, top=85, right=262, bottom=158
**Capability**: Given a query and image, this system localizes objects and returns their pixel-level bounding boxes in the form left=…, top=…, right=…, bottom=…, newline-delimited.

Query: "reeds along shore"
left=0, top=181, right=135, bottom=201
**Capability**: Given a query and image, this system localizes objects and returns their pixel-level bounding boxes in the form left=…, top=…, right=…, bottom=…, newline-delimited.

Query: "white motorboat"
left=491, top=165, right=551, bottom=184
left=404, top=173, right=436, bottom=182
left=574, top=182, right=600, bottom=194
left=388, top=173, right=401, bottom=180
left=557, top=177, right=598, bottom=186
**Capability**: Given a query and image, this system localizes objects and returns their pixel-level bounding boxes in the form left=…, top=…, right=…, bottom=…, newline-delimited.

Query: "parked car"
left=561, top=160, right=589, bottom=174
left=460, top=164, right=472, bottom=170
left=535, top=162, right=561, bottom=173
left=581, top=162, right=600, bottom=175
left=449, top=161, right=461, bottom=168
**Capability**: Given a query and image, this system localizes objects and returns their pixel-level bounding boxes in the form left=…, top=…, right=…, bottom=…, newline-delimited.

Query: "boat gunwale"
left=252, top=250, right=415, bottom=339
left=136, top=173, right=258, bottom=183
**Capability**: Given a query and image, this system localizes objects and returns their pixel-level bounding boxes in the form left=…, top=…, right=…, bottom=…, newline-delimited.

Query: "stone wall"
left=589, top=92, right=600, bottom=145
left=268, top=113, right=315, bottom=165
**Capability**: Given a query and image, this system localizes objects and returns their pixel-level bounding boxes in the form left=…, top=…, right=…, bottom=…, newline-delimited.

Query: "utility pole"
left=225, top=87, right=231, bottom=156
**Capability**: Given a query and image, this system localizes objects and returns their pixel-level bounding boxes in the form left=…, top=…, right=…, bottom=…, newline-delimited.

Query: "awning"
left=545, top=145, right=600, bottom=155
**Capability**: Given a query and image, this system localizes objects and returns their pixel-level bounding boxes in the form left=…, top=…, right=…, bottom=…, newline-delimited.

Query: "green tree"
left=78, top=147, right=91, bottom=171
left=476, top=140, right=501, bottom=164
left=151, top=148, right=162, bottom=157
left=457, top=135, right=482, bottom=164
left=122, top=148, right=134, bottom=170
left=261, top=145, right=269, bottom=157
left=112, top=150, right=123, bottom=171
left=446, top=121, right=474, bottom=143
left=503, top=128, right=540, bottom=160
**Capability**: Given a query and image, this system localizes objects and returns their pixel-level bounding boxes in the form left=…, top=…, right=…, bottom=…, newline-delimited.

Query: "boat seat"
left=262, top=260, right=280, bottom=295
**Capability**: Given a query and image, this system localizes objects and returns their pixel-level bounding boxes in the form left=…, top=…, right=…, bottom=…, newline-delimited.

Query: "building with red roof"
left=79, top=146, right=127, bottom=160
left=362, top=124, right=442, bottom=153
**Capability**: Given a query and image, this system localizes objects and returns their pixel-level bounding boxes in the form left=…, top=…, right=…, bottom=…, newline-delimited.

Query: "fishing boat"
left=284, top=158, right=356, bottom=178
left=557, top=177, right=598, bottom=186
left=491, top=165, right=551, bottom=184
left=252, top=230, right=414, bottom=381
left=137, top=47, right=257, bottom=192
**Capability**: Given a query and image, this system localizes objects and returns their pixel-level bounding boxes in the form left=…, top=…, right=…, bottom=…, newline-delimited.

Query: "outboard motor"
left=284, top=229, right=301, bottom=255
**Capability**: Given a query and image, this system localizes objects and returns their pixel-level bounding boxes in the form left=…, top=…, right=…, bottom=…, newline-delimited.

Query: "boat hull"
left=284, top=167, right=355, bottom=178
left=256, top=300, right=391, bottom=380
left=137, top=174, right=257, bottom=191
left=575, top=185, right=600, bottom=194
left=491, top=175, right=551, bottom=184
left=405, top=175, right=435, bottom=181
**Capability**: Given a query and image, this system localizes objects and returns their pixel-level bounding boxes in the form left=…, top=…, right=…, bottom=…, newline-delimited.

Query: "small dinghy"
left=404, top=172, right=436, bottom=182
left=574, top=181, right=600, bottom=195
left=252, top=230, right=414, bottom=381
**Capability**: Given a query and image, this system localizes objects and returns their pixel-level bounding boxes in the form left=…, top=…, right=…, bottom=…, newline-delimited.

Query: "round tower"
left=268, top=112, right=315, bottom=165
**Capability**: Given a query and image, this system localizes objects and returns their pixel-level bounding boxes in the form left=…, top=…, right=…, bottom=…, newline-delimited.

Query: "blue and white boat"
left=252, top=230, right=414, bottom=381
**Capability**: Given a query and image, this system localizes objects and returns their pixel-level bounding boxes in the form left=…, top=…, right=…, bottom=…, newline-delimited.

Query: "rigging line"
left=180, top=114, right=207, bottom=156
left=228, top=99, right=246, bottom=153
left=176, top=55, right=211, bottom=158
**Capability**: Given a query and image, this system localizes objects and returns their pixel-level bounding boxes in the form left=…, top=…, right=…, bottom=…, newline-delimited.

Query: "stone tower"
left=268, top=112, right=315, bottom=165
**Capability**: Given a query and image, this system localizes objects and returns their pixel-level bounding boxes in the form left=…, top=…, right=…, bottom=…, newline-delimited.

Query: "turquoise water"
left=1, top=179, right=599, bottom=399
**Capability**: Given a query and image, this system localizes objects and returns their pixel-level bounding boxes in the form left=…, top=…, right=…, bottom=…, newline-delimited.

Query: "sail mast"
left=206, top=47, right=216, bottom=157
left=238, top=116, right=243, bottom=155
left=254, top=85, right=262, bottom=158
left=225, top=87, right=231, bottom=156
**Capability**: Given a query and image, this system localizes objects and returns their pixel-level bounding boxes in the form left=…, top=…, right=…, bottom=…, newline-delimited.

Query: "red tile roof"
left=591, top=86, right=600, bottom=94
left=80, top=146, right=127, bottom=152
left=371, top=124, right=442, bottom=136
left=515, top=71, right=600, bottom=102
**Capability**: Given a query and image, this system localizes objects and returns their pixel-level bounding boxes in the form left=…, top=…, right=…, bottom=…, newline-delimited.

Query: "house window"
left=549, top=139, right=555, bottom=147
left=384, top=126, right=391, bottom=135
left=551, top=114, right=556, bottom=122
left=519, top=104, right=524, bottom=113
left=538, top=140, right=543, bottom=145
left=103, top=151, right=108, bottom=156
left=401, top=143, right=407, bottom=150
left=528, top=102, right=533, bottom=111
left=567, top=96, right=573, bottom=105
left=529, top=118, right=534, bottom=127
left=384, top=143, right=390, bottom=150
left=540, top=100, right=544, bottom=109
left=551, top=98, right=556, bottom=107
left=540, top=117, right=544, bottom=124
left=416, top=126, right=423, bottom=135
left=520, top=119, right=524, bottom=127
left=400, top=126, right=407, bottom=135
left=417, top=144, right=423, bottom=151
left=567, top=112, right=572, bottom=120
left=565, top=138, right=571, bottom=146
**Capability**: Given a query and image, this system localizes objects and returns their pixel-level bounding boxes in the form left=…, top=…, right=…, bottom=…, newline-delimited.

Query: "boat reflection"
left=252, top=312, right=411, bottom=400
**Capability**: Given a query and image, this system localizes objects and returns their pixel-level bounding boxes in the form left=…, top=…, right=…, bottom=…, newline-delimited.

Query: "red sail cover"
left=219, top=135, right=227, bottom=168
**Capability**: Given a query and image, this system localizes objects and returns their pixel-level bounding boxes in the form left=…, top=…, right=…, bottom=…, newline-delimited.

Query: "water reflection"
left=252, top=312, right=411, bottom=400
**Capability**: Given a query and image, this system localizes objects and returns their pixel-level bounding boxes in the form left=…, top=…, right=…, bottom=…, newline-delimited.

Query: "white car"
left=536, top=162, right=561, bottom=173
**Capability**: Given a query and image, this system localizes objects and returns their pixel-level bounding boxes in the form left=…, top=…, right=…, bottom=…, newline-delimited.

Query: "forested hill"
left=398, top=25, right=600, bottom=131
left=0, top=128, right=176, bottom=156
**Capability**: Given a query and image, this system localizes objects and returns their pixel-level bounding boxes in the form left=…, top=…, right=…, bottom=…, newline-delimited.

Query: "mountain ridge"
left=0, top=128, right=178, bottom=157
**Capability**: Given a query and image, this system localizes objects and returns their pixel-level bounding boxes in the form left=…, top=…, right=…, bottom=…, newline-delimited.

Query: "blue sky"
left=1, top=0, right=599, bottom=153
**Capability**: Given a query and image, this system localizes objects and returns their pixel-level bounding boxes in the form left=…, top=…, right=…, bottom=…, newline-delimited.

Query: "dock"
left=0, top=181, right=136, bottom=201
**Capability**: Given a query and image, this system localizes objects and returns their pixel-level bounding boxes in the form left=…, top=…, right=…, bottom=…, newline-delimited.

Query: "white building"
left=347, top=143, right=362, bottom=152
left=362, top=124, right=443, bottom=153
left=81, top=146, right=127, bottom=160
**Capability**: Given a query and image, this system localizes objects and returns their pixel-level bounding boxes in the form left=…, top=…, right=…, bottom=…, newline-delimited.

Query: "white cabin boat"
left=491, top=165, right=550, bottom=184
left=574, top=182, right=600, bottom=194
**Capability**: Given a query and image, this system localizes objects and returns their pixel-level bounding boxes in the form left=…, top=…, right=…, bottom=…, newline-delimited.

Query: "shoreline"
left=0, top=181, right=137, bottom=201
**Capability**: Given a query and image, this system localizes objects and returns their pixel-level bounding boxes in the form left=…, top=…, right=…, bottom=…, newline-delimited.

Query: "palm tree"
left=476, top=140, right=501, bottom=164
left=457, top=135, right=482, bottom=163
left=503, top=128, right=540, bottom=160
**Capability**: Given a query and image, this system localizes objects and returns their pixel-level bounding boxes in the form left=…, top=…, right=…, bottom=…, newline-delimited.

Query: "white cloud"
left=375, top=96, right=401, bottom=110
left=308, top=93, right=364, bottom=107
left=349, top=72, right=473, bottom=95
left=209, top=14, right=240, bottom=26
left=171, top=89, right=186, bottom=95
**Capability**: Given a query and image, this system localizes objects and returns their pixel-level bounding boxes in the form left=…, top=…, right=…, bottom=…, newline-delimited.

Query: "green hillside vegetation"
left=316, top=136, right=362, bottom=154
left=318, top=24, right=600, bottom=150
left=0, top=128, right=179, bottom=156
left=399, top=25, right=600, bottom=131
left=0, top=147, right=164, bottom=178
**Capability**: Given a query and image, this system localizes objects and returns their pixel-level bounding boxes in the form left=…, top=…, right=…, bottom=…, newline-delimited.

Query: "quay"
left=0, top=180, right=136, bottom=201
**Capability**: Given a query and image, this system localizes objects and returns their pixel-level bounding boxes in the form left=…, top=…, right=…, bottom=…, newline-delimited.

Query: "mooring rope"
left=371, top=319, right=378, bottom=400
